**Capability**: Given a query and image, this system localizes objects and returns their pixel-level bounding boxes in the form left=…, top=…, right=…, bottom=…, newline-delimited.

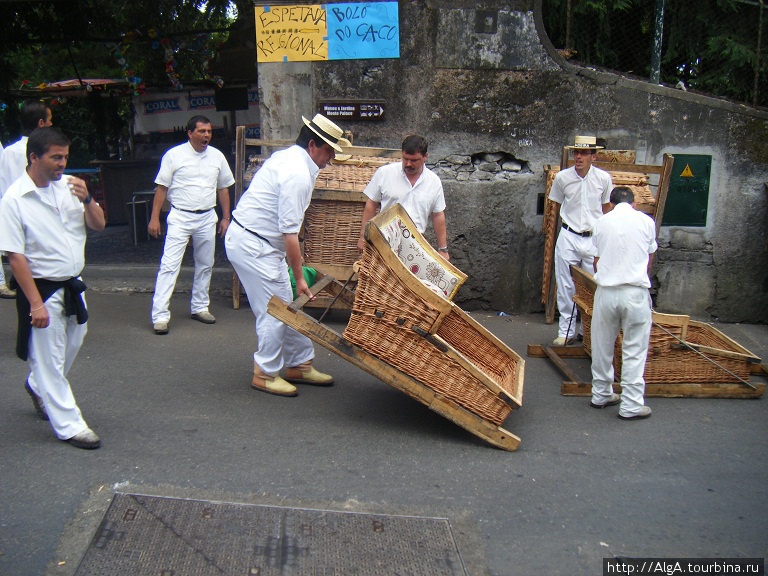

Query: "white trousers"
left=555, top=229, right=595, bottom=339
left=225, top=223, right=314, bottom=375
left=28, top=289, right=89, bottom=439
left=151, top=208, right=217, bottom=323
left=591, top=285, right=652, bottom=416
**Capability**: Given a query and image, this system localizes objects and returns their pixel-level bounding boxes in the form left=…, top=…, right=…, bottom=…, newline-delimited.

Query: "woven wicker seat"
left=343, top=204, right=524, bottom=427
left=571, top=266, right=760, bottom=384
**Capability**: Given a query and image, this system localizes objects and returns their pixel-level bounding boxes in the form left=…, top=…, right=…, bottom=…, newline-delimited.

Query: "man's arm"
left=8, top=252, right=50, bottom=329
left=216, top=187, right=231, bottom=237
left=148, top=185, right=168, bottom=239
left=68, top=176, right=105, bottom=231
left=431, top=211, right=449, bottom=261
left=284, top=232, right=313, bottom=300
left=357, top=198, right=380, bottom=253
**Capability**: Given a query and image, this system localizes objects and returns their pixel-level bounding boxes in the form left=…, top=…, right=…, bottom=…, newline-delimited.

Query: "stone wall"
left=261, top=0, right=768, bottom=322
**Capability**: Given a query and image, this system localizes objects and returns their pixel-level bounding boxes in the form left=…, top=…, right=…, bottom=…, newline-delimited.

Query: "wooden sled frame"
left=530, top=265, right=766, bottom=399
left=527, top=343, right=767, bottom=399
left=267, top=274, right=522, bottom=452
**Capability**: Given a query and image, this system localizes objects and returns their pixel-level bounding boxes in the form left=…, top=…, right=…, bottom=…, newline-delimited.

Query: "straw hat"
left=333, top=137, right=353, bottom=162
left=565, top=135, right=604, bottom=150
left=302, top=114, right=344, bottom=152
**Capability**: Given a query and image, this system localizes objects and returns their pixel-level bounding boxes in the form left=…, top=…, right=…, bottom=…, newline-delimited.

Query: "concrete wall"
left=260, top=0, right=768, bottom=322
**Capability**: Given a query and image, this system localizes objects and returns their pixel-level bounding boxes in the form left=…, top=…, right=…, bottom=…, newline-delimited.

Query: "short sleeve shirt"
left=0, top=136, right=29, bottom=198
left=549, top=165, right=612, bottom=233
left=0, top=172, right=86, bottom=280
left=363, top=162, right=446, bottom=233
left=155, top=142, right=235, bottom=211
left=592, top=202, right=658, bottom=288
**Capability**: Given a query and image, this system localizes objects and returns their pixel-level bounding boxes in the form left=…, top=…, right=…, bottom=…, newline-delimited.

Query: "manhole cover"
left=74, top=493, right=468, bottom=575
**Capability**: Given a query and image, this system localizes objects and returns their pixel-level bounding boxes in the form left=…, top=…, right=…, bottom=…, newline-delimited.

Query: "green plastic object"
left=288, top=266, right=318, bottom=299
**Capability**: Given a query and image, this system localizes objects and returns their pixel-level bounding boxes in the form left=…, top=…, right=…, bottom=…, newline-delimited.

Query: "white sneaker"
left=153, top=321, right=169, bottom=335
left=0, top=284, right=16, bottom=299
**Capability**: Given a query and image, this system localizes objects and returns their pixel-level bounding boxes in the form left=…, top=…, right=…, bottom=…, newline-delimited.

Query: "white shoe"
left=153, top=321, right=169, bottom=335
left=0, top=284, right=16, bottom=299
left=552, top=336, right=575, bottom=346
left=66, top=428, right=101, bottom=449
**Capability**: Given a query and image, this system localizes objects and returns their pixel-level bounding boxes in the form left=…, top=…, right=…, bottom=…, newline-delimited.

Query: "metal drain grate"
left=74, top=493, right=468, bottom=575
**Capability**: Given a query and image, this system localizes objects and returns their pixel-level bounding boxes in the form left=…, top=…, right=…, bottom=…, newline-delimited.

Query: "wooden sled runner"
left=528, top=265, right=766, bottom=399
left=268, top=205, right=525, bottom=451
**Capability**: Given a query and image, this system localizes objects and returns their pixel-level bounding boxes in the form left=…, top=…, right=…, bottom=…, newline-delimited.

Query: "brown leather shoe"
left=284, top=361, right=334, bottom=386
left=252, top=364, right=298, bottom=397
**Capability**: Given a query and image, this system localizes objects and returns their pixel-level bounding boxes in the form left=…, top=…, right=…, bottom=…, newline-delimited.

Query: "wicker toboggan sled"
left=555, top=266, right=765, bottom=398
left=268, top=205, right=525, bottom=451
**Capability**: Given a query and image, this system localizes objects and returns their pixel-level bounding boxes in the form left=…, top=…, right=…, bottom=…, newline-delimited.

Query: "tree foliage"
left=0, top=0, right=253, bottom=165
left=541, top=0, right=768, bottom=108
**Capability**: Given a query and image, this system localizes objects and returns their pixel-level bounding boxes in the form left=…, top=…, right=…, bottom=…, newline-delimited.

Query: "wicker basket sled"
left=569, top=266, right=765, bottom=398
left=268, top=205, right=525, bottom=451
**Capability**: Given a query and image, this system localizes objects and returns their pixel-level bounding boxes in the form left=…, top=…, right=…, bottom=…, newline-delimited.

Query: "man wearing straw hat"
left=226, top=114, right=341, bottom=397
left=549, top=135, right=612, bottom=345
left=589, top=186, right=656, bottom=419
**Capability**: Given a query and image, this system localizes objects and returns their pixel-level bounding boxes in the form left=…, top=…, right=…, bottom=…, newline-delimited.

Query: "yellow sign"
left=255, top=5, right=328, bottom=62
left=680, top=164, right=694, bottom=178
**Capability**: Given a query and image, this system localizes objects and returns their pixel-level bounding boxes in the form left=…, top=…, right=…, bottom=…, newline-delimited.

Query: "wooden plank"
left=243, top=139, right=401, bottom=159
left=290, top=274, right=336, bottom=311
left=671, top=343, right=762, bottom=364
left=561, top=380, right=766, bottom=399
left=267, top=296, right=520, bottom=450
left=749, top=363, right=768, bottom=376
left=652, top=153, right=674, bottom=236
left=542, top=345, right=587, bottom=385
left=527, top=344, right=590, bottom=358
left=311, top=189, right=368, bottom=202
left=307, top=263, right=356, bottom=283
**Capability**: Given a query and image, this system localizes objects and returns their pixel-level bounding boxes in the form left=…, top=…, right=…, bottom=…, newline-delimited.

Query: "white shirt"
left=363, top=162, right=446, bottom=233
left=0, top=172, right=86, bottom=280
left=154, top=142, right=234, bottom=211
left=592, top=202, right=658, bottom=288
left=0, top=136, right=28, bottom=197
left=549, top=165, right=612, bottom=233
left=232, top=145, right=319, bottom=253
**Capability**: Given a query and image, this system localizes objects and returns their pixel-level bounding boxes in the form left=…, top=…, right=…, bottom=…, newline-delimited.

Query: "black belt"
left=172, top=205, right=214, bottom=214
left=231, top=216, right=273, bottom=246
left=562, top=222, right=591, bottom=237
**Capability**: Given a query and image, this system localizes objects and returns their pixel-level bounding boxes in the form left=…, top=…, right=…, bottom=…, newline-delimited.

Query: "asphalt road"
left=0, top=280, right=766, bottom=575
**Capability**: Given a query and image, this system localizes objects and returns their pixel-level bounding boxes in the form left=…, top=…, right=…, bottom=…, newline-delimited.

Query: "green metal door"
left=661, top=154, right=712, bottom=227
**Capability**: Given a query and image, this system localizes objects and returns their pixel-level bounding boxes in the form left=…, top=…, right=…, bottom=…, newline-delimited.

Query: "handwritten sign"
left=255, top=5, right=328, bottom=62
left=326, top=2, right=399, bottom=60
left=255, top=2, right=399, bottom=62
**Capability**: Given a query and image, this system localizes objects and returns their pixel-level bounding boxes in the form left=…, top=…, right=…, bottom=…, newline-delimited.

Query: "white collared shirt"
left=592, top=202, right=658, bottom=288
left=363, top=162, right=446, bottom=233
left=232, top=145, right=319, bottom=253
left=0, top=136, right=29, bottom=198
left=549, top=164, right=612, bottom=233
left=154, top=141, right=235, bottom=211
left=0, top=172, right=86, bottom=280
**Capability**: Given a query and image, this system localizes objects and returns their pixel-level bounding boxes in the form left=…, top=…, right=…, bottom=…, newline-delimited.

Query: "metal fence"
left=541, top=0, right=768, bottom=109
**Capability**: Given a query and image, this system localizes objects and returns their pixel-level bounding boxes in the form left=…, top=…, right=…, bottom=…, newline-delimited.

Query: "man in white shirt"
left=0, top=102, right=53, bottom=298
left=0, top=127, right=106, bottom=448
left=357, top=135, right=450, bottom=261
left=226, top=114, right=340, bottom=397
left=589, top=186, right=657, bottom=420
left=549, top=135, right=612, bottom=345
left=148, top=115, right=234, bottom=335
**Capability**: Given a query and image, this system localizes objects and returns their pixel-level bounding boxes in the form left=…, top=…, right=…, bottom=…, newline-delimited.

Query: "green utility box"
left=661, top=154, right=712, bottom=227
